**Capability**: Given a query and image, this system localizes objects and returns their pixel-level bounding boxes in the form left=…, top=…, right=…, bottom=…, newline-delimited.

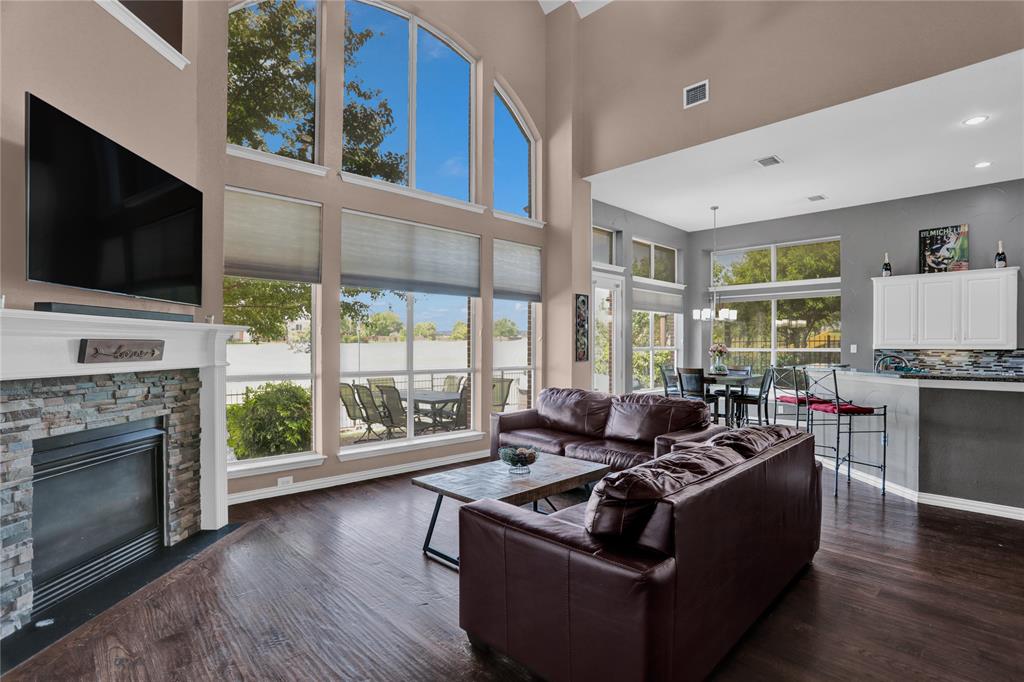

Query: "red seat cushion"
left=809, top=401, right=875, bottom=415
left=776, top=394, right=829, bottom=405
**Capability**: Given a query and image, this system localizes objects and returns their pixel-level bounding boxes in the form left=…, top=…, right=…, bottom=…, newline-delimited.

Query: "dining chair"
left=352, top=384, right=387, bottom=441
left=492, top=377, right=514, bottom=413
left=676, top=368, right=720, bottom=423
left=659, top=365, right=681, bottom=397
left=730, top=371, right=773, bottom=426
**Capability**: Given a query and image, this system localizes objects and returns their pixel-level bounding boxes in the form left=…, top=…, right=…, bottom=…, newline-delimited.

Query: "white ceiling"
left=538, top=0, right=613, bottom=19
left=588, top=50, right=1024, bottom=231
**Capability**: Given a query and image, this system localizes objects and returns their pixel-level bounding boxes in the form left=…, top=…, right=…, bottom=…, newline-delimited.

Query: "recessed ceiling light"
left=974, top=161, right=992, bottom=169
left=963, top=115, right=989, bottom=126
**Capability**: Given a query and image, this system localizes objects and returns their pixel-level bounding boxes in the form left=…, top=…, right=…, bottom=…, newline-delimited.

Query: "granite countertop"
left=896, top=374, right=1024, bottom=382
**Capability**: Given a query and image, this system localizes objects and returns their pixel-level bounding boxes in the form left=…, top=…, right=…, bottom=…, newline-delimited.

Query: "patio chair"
left=377, top=384, right=431, bottom=437
left=340, top=383, right=375, bottom=443
left=353, top=384, right=388, bottom=441
left=435, top=384, right=470, bottom=431
left=492, top=377, right=514, bottom=413
left=442, top=375, right=464, bottom=393
left=367, top=377, right=396, bottom=396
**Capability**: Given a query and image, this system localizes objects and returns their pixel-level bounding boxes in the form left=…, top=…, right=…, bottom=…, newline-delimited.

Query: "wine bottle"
left=882, top=253, right=892, bottom=277
left=995, top=241, right=1007, bottom=268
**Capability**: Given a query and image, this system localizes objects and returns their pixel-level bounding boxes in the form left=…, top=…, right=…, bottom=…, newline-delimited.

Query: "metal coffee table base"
left=421, top=494, right=559, bottom=571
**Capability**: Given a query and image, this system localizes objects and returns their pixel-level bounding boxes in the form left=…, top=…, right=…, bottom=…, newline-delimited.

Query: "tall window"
left=339, top=211, right=480, bottom=448
left=227, top=0, right=318, bottom=163
left=224, top=276, right=314, bottom=460
left=592, top=227, right=614, bottom=265
left=712, top=238, right=840, bottom=287
left=632, top=239, right=676, bottom=283
left=632, top=311, right=676, bottom=390
left=493, top=88, right=532, bottom=217
left=343, top=0, right=472, bottom=201
left=493, top=240, right=542, bottom=413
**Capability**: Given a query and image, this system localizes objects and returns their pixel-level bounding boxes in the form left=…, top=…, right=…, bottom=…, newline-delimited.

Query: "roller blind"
left=341, top=211, right=480, bottom=296
left=493, top=239, right=541, bottom=302
left=224, top=188, right=322, bottom=283
left=633, top=287, right=684, bottom=313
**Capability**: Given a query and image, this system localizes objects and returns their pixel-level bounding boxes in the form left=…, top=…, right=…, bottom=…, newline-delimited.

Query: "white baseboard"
left=228, top=450, right=489, bottom=505
left=816, top=455, right=1024, bottom=522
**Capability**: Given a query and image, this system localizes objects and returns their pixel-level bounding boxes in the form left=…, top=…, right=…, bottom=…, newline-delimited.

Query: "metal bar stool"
left=769, top=366, right=822, bottom=431
left=806, top=369, right=888, bottom=497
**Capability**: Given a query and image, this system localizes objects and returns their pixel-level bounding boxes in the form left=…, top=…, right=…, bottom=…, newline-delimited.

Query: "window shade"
left=224, top=188, right=322, bottom=283
left=493, top=239, right=541, bottom=302
left=341, top=211, right=480, bottom=296
left=633, top=287, right=684, bottom=313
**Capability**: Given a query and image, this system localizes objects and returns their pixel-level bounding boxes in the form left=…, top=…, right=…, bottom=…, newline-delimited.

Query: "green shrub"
left=227, top=382, right=312, bottom=459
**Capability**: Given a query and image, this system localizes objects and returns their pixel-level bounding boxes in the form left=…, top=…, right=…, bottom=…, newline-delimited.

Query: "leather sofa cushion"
left=565, top=439, right=654, bottom=471
left=603, top=393, right=710, bottom=443
left=549, top=501, right=588, bottom=526
left=705, top=424, right=802, bottom=458
left=499, top=428, right=593, bottom=456
left=584, top=446, right=746, bottom=539
left=536, top=388, right=612, bottom=438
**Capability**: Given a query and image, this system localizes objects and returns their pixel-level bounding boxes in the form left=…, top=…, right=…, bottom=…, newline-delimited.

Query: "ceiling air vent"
left=755, top=155, right=783, bottom=168
left=807, top=194, right=828, bottom=202
left=684, top=80, right=709, bottom=109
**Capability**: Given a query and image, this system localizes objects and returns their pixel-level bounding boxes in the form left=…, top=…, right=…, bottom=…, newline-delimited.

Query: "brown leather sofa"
left=490, top=387, right=729, bottom=471
left=461, top=425, right=821, bottom=682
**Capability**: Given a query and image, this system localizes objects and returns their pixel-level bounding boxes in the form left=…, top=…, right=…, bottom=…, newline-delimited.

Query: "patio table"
left=397, top=389, right=462, bottom=430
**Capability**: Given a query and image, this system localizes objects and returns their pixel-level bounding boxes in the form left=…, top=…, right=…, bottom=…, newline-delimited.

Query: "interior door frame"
left=592, top=272, right=625, bottom=394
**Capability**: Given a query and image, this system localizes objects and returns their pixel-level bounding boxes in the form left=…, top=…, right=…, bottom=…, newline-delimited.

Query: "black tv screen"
left=27, top=94, right=202, bottom=305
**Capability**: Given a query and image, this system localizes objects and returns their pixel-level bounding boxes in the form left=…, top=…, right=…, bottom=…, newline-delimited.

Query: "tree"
left=450, top=320, right=469, bottom=341
left=493, top=318, right=520, bottom=339
left=414, top=321, right=438, bottom=340
left=364, top=310, right=404, bottom=338
left=223, top=277, right=311, bottom=342
left=342, top=13, right=407, bottom=182
left=227, top=0, right=317, bottom=162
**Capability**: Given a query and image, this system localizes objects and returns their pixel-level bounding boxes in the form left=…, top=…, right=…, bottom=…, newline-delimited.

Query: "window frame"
left=631, top=310, right=679, bottom=391
left=338, top=290, right=478, bottom=452
left=344, top=0, right=478, bottom=204
left=493, top=81, right=536, bottom=220
left=592, top=226, right=615, bottom=266
left=631, top=238, right=677, bottom=283
left=227, top=0, right=323, bottom=166
left=710, top=236, right=842, bottom=291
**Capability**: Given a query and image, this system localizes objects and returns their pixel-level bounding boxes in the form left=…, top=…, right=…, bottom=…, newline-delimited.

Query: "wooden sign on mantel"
left=78, top=339, right=165, bottom=364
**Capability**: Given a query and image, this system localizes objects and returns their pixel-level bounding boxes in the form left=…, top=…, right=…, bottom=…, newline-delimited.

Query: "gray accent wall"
left=592, top=201, right=689, bottom=389
left=682, top=179, right=1024, bottom=370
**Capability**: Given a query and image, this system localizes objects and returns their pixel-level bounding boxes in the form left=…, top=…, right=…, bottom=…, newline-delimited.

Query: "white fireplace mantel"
left=0, top=309, right=245, bottom=530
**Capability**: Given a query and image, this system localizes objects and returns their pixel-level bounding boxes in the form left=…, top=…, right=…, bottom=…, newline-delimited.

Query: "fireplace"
left=31, top=419, right=166, bottom=615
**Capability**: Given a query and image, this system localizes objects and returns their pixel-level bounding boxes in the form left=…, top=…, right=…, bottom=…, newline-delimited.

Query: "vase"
left=710, top=355, right=728, bottom=374
left=508, top=463, right=531, bottom=475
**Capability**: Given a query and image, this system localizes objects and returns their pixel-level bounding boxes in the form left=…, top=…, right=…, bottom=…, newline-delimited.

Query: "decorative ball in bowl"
left=498, top=446, right=537, bottom=475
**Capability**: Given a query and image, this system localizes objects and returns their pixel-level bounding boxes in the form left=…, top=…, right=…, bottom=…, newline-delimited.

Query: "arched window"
left=343, top=0, right=472, bottom=202
left=227, top=0, right=318, bottom=163
left=493, top=86, right=533, bottom=218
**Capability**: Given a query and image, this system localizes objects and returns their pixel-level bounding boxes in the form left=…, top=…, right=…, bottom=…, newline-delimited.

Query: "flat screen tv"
left=26, top=94, right=203, bottom=305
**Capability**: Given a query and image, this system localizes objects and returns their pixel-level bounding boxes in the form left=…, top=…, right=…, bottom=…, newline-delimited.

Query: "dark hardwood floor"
left=8, top=466, right=1023, bottom=681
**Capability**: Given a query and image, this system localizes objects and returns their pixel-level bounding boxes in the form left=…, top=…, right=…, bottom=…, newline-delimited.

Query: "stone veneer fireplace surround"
left=0, top=310, right=242, bottom=638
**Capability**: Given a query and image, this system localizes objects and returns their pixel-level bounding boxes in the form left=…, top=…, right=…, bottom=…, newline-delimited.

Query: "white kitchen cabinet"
left=873, top=267, right=1018, bottom=350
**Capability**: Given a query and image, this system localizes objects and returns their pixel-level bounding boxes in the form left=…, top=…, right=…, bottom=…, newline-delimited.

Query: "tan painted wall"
left=0, top=0, right=225, bottom=323
left=578, top=1, right=1024, bottom=176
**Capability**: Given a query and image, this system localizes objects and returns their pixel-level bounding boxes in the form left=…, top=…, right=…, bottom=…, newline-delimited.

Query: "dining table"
left=702, top=373, right=763, bottom=426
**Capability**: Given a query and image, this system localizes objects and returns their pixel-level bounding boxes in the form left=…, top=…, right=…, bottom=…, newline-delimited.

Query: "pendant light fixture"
left=692, top=206, right=738, bottom=322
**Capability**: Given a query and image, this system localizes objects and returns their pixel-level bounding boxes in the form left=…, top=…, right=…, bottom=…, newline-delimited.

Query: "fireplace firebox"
left=31, top=418, right=166, bottom=615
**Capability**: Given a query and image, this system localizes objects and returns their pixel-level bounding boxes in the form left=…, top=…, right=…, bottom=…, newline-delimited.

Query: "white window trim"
left=631, top=238, right=678, bottom=284
left=592, top=225, right=616, bottom=266
left=633, top=276, right=687, bottom=292
left=711, top=236, right=841, bottom=288
left=345, top=1, right=477, bottom=204
left=593, top=262, right=626, bottom=275
left=340, top=171, right=486, bottom=213
left=494, top=81, right=537, bottom=220
left=631, top=310, right=678, bottom=390
left=493, top=209, right=544, bottom=229
left=95, top=0, right=190, bottom=70
left=338, top=430, right=486, bottom=462
left=227, top=451, right=326, bottom=479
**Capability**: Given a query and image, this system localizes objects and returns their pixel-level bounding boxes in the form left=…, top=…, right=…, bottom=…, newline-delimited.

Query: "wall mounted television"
left=26, top=93, right=203, bottom=305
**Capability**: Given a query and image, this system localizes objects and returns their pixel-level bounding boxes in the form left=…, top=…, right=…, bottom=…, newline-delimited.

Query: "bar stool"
left=769, top=366, right=825, bottom=431
left=806, top=369, right=888, bottom=497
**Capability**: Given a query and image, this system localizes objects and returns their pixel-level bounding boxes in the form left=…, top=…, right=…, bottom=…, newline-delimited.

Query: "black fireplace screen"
left=31, top=418, right=165, bottom=614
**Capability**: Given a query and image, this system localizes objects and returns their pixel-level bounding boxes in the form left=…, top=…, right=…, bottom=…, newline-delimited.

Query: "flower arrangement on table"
left=708, top=343, right=730, bottom=374
left=497, top=446, right=537, bottom=475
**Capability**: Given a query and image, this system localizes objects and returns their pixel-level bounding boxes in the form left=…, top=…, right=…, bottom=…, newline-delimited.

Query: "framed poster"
left=574, top=293, right=589, bottom=362
left=919, top=224, right=969, bottom=273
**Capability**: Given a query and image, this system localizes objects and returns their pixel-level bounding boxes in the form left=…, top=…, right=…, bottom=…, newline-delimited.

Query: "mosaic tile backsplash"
left=874, top=349, right=1024, bottom=376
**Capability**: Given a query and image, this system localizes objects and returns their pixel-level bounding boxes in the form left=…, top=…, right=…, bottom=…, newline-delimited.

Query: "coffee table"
left=411, top=453, right=611, bottom=569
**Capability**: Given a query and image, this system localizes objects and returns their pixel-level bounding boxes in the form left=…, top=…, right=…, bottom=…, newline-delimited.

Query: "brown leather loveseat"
left=461, top=425, right=822, bottom=681
left=490, top=387, right=728, bottom=471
